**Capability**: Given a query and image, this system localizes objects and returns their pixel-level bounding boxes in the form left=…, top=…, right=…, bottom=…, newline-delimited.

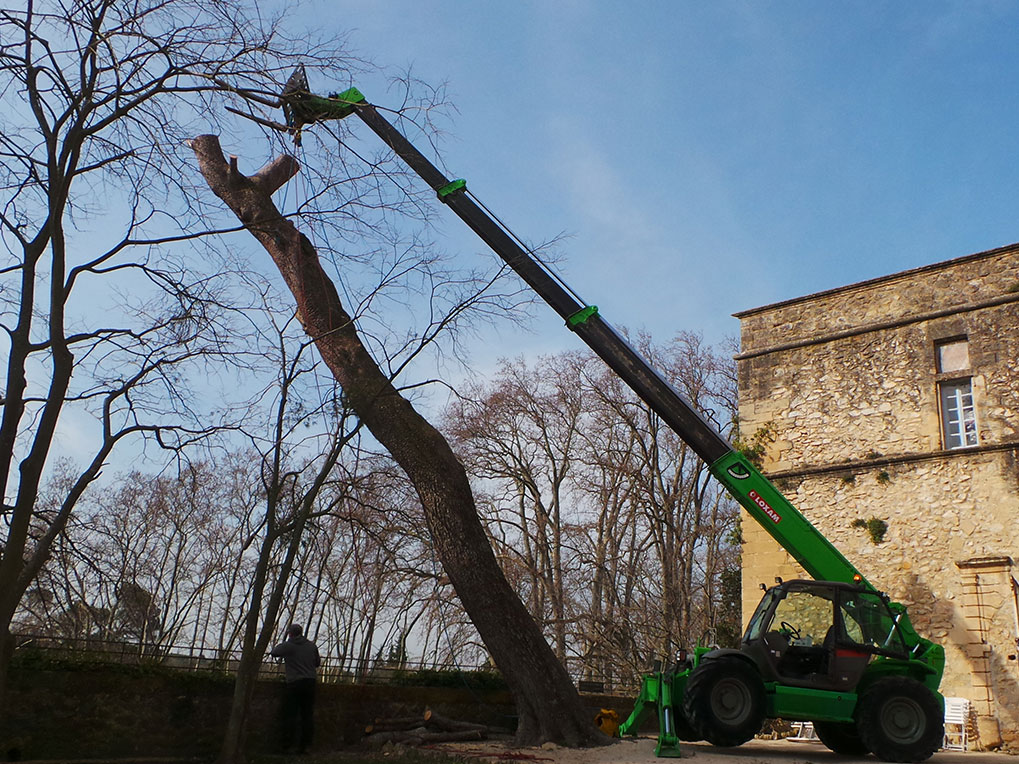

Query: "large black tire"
left=855, top=677, right=944, bottom=763
left=813, top=720, right=870, bottom=756
left=674, top=707, right=700, bottom=742
left=682, top=657, right=765, bottom=747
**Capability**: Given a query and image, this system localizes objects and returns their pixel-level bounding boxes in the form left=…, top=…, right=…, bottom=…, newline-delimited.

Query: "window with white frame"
left=939, top=380, right=978, bottom=449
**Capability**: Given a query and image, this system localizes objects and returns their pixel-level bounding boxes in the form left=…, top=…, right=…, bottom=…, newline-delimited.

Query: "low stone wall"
left=0, top=663, right=633, bottom=761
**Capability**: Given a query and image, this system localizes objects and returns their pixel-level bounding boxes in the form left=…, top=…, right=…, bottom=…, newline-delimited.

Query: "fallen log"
left=424, top=707, right=489, bottom=733
left=366, top=727, right=485, bottom=748
left=364, top=706, right=491, bottom=747
left=365, top=716, right=429, bottom=734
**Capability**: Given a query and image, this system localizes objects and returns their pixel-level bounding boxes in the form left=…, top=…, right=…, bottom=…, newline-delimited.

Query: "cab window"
left=744, top=588, right=778, bottom=642
left=838, top=591, right=907, bottom=655
left=771, top=588, right=835, bottom=646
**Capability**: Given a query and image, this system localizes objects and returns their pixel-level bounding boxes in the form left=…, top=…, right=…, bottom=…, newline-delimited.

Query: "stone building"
left=734, top=243, right=1019, bottom=747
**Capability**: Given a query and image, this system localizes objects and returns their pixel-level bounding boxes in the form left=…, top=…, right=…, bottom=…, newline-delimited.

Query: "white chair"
left=943, top=696, right=970, bottom=751
left=789, top=721, right=817, bottom=741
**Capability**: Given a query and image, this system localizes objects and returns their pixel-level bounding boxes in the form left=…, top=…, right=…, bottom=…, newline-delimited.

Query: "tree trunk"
left=190, top=136, right=606, bottom=748
left=218, top=391, right=346, bottom=764
left=216, top=532, right=275, bottom=764
left=0, top=625, right=13, bottom=712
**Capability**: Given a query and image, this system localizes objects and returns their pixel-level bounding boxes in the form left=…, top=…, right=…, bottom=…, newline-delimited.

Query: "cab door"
left=828, top=588, right=910, bottom=691
left=768, top=585, right=839, bottom=688
left=743, top=582, right=842, bottom=690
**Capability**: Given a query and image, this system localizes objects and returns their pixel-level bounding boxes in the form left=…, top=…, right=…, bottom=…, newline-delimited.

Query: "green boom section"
left=711, top=449, right=946, bottom=684
left=709, top=451, right=872, bottom=589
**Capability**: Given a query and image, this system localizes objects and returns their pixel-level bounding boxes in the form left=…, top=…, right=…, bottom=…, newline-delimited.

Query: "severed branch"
left=364, top=708, right=489, bottom=736
left=224, top=105, right=293, bottom=135
left=365, top=716, right=428, bottom=734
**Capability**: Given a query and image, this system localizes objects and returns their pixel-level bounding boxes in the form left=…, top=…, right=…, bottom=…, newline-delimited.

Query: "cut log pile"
left=364, top=707, right=490, bottom=747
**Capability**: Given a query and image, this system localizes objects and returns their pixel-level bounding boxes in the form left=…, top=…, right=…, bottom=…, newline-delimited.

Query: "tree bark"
left=189, top=135, right=607, bottom=748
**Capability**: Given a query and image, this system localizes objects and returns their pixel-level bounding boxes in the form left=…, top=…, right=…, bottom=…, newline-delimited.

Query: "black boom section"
left=351, top=101, right=731, bottom=465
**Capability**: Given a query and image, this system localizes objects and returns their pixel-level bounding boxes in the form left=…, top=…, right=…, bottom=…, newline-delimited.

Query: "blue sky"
left=302, top=1, right=1019, bottom=362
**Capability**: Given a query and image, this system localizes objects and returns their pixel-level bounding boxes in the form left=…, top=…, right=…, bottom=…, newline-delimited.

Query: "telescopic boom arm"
left=279, top=71, right=876, bottom=589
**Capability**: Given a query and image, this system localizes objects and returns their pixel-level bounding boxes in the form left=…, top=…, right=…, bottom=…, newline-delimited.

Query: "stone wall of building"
left=735, top=244, right=1019, bottom=748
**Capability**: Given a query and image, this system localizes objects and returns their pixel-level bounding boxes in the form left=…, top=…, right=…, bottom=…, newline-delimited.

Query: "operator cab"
left=741, top=580, right=909, bottom=692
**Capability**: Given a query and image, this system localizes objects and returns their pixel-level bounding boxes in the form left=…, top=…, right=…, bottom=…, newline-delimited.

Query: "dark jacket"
left=270, top=635, right=320, bottom=682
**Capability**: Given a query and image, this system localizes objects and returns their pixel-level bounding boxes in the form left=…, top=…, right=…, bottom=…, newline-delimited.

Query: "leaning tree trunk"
left=190, top=135, right=607, bottom=748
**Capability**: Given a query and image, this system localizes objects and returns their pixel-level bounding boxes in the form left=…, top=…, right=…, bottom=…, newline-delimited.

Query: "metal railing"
left=12, top=631, right=632, bottom=692
left=13, top=632, right=499, bottom=686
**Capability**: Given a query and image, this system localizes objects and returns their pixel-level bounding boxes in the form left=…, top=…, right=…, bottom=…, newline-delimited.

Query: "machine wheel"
left=674, top=707, right=700, bottom=741
left=855, top=677, right=943, bottom=762
left=682, top=657, right=765, bottom=747
left=813, top=720, right=870, bottom=756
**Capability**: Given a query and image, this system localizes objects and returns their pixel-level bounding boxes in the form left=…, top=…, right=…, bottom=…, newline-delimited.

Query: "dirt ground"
left=435, top=737, right=1017, bottom=764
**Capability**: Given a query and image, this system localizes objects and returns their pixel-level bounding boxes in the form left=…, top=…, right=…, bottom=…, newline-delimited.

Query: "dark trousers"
left=282, top=678, right=316, bottom=752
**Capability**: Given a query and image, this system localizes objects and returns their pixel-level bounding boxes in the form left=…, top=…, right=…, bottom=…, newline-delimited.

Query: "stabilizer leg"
left=618, top=672, right=682, bottom=758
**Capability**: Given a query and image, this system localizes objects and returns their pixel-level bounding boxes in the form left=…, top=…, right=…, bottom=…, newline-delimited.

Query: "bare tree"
left=302, top=458, right=437, bottom=679
left=217, top=306, right=361, bottom=764
left=446, top=336, right=742, bottom=687
left=579, top=333, right=741, bottom=669
left=446, top=353, right=589, bottom=662
left=20, top=464, right=229, bottom=652
left=190, top=135, right=607, bottom=748
left=0, top=0, right=370, bottom=706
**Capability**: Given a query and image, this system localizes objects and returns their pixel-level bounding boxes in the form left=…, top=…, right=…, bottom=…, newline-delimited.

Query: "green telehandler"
left=274, top=68, right=947, bottom=763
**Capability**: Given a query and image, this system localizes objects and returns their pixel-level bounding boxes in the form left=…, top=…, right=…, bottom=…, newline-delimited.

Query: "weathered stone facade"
left=735, top=243, right=1019, bottom=748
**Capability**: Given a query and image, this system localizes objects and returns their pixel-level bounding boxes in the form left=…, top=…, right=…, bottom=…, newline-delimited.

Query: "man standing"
left=270, top=623, right=320, bottom=754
